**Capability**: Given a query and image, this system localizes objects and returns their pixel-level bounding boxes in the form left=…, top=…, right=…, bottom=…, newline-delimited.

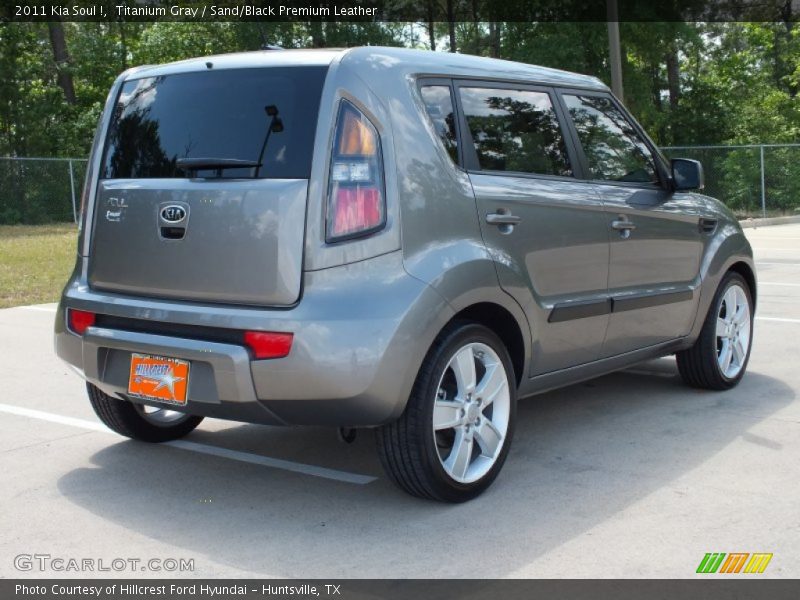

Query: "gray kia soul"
left=55, top=47, right=756, bottom=502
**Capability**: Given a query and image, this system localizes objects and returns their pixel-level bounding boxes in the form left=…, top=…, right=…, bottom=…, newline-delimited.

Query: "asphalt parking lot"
left=1, top=223, right=799, bottom=579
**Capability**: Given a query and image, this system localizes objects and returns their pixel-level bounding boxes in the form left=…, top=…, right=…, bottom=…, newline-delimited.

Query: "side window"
left=563, top=94, right=658, bottom=184
left=420, top=85, right=459, bottom=164
left=458, top=87, right=572, bottom=177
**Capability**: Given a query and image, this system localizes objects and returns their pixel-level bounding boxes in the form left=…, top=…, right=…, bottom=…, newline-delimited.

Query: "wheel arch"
left=727, top=260, right=757, bottom=309
left=444, top=302, right=526, bottom=386
left=690, top=222, right=756, bottom=342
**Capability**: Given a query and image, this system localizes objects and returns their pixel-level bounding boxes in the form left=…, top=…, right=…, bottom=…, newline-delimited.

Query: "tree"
left=47, top=20, right=76, bottom=105
left=3, top=20, right=800, bottom=223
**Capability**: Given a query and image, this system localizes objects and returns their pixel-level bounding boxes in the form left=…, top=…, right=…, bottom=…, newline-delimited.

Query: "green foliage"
left=1, top=20, right=799, bottom=222
left=0, top=158, right=86, bottom=224
left=0, top=21, right=405, bottom=162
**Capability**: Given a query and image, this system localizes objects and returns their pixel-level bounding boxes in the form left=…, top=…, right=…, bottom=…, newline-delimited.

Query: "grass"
left=0, top=223, right=77, bottom=308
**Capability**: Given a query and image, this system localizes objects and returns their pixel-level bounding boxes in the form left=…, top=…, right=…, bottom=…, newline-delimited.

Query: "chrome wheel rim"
left=134, top=403, right=192, bottom=427
left=432, top=342, right=510, bottom=484
left=715, top=283, right=751, bottom=379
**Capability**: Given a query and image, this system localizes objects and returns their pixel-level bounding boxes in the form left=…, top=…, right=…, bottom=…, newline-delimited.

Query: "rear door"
left=558, top=90, right=703, bottom=356
left=455, top=81, right=611, bottom=375
left=88, top=66, right=328, bottom=306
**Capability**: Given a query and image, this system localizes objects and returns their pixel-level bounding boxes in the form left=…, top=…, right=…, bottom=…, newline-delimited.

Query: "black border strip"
left=548, top=289, right=693, bottom=322
left=612, top=289, right=694, bottom=313
left=4, top=0, right=799, bottom=23
left=3, top=579, right=797, bottom=600
left=548, top=298, right=612, bottom=323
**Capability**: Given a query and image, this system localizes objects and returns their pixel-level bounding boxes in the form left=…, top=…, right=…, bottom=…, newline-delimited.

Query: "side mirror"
left=671, top=158, right=704, bottom=191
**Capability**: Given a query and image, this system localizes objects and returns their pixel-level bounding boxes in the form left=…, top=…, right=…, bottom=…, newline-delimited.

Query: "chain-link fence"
left=661, top=144, right=800, bottom=218
left=0, top=157, right=88, bottom=225
left=2, top=146, right=800, bottom=224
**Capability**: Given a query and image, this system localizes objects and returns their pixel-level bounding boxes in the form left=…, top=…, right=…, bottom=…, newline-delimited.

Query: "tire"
left=677, top=272, right=754, bottom=390
left=376, top=322, right=517, bottom=502
left=87, top=383, right=203, bottom=443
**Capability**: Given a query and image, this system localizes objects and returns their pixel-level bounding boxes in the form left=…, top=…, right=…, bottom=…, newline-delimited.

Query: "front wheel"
left=87, top=383, right=203, bottom=442
left=677, top=272, right=754, bottom=390
left=376, top=322, right=516, bottom=502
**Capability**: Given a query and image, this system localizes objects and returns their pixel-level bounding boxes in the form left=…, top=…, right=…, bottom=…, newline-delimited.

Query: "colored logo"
left=697, top=552, right=773, bottom=574
left=128, top=354, right=190, bottom=405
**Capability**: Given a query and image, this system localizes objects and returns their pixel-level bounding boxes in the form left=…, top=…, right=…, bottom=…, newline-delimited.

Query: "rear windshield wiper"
left=176, top=157, right=261, bottom=178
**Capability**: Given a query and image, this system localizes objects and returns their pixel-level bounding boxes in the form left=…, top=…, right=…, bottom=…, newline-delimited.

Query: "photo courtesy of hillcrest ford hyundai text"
left=56, top=46, right=755, bottom=503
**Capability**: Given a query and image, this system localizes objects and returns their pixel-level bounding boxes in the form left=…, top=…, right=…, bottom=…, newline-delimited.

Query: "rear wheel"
left=677, top=272, right=754, bottom=390
left=87, top=383, right=203, bottom=442
left=376, top=322, right=516, bottom=502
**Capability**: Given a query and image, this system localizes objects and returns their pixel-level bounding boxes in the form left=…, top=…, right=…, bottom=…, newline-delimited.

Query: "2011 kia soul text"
left=55, top=47, right=756, bottom=502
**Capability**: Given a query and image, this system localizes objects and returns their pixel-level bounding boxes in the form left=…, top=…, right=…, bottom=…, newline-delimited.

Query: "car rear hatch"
left=87, top=65, right=328, bottom=306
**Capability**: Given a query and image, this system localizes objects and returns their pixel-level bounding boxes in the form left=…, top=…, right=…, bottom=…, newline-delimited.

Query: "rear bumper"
left=55, top=251, right=453, bottom=427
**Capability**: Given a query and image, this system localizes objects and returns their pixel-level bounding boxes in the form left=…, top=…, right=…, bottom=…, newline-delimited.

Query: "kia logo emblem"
left=160, top=205, right=186, bottom=223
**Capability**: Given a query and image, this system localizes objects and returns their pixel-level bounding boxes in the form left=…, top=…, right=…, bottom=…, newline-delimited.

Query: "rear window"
left=102, top=66, right=328, bottom=180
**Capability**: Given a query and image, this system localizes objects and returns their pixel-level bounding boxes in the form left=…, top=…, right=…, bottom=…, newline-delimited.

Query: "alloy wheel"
left=432, top=342, right=511, bottom=484
left=133, top=403, right=193, bottom=427
left=715, top=283, right=752, bottom=379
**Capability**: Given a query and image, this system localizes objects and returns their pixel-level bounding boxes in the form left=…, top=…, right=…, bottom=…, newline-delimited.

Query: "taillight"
left=326, top=101, right=385, bottom=242
left=244, top=331, right=293, bottom=360
left=67, top=309, right=96, bottom=335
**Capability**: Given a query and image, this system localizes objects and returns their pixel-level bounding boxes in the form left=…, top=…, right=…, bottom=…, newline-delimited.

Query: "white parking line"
left=0, top=403, right=108, bottom=432
left=17, top=304, right=57, bottom=312
left=755, top=316, right=800, bottom=324
left=755, top=262, right=800, bottom=266
left=758, top=282, right=800, bottom=287
left=0, top=403, right=377, bottom=485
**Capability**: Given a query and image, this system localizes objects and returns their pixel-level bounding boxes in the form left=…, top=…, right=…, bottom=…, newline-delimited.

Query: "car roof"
left=340, top=46, right=608, bottom=90
left=123, top=48, right=342, bottom=79
left=124, top=46, right=608, bottom=91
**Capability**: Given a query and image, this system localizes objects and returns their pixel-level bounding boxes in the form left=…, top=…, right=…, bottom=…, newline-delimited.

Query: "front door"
left=456, top=82, right=611, bottom=375
left=559, top=91, right=703, bottom=357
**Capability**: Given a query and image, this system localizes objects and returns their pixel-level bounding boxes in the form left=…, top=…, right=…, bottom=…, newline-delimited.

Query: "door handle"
left=486, top=212, right=522, bottom=226
left=611, top=216, right=636, bottom=239
left=611, top=219, right=636, bottom=231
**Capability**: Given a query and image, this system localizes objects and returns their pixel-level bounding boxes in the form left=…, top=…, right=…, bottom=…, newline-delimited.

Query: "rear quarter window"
left=102, top=66, right=328, bottom=180
left=459, top=86, right=572, bottom=177
left=420, top=85, right=459, bottom=164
